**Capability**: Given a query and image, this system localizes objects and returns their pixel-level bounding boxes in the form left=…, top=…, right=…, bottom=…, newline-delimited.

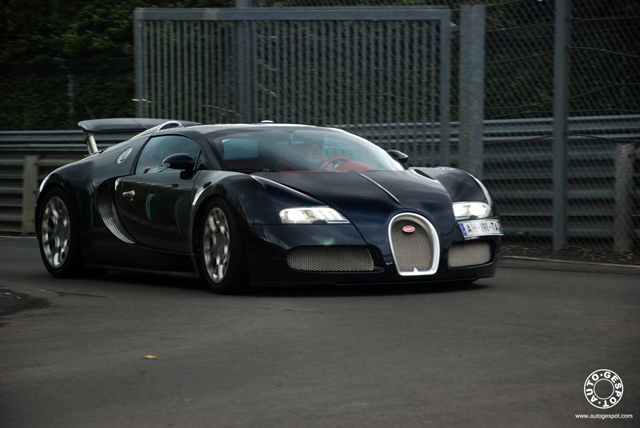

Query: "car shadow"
left=94, top=270, right=491, bottom=298
left=99, top=271, right=206, bottom=292
left=247, top=280, right=491, bottom=298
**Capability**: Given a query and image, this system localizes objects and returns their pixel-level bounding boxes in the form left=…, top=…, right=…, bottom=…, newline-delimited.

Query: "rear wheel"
left=200, top=199, right=249, bottom=294
left=38, top=188, right=85, bottom=277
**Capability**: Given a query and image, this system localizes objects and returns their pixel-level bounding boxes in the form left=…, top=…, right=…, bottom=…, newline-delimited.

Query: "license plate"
left=459, top=219, right=503, bottom=239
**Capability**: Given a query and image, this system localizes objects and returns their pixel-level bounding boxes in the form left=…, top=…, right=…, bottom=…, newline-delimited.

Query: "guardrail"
left=0, top=131, right=137, bottom=234
left=1, top=117, right=638, bottom=252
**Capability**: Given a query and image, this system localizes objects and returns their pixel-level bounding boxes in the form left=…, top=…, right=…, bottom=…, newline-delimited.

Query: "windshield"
left=212, top=128, right=404, bottom=173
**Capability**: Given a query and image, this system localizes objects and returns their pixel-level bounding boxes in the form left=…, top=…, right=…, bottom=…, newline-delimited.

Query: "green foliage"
left=1, top=0, right=235, bottom=62
left=0, top=0, right=234, bottom=130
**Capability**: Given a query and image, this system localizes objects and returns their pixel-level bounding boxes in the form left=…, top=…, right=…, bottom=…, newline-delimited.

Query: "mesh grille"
left=287, top=246, right=374, bottom=272
left=448, top=241, right=491, bottom=268
left=390, top=218, right=434, bottom=273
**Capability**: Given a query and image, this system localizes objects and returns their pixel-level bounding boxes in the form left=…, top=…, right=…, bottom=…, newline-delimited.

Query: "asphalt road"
left=1, top=236, right=639, bottom=427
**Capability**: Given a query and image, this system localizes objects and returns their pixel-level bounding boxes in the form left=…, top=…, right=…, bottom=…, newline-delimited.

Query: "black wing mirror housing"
left=387, top=150, right=409, bottom=165
left=163, top=153, right=195, bottom=171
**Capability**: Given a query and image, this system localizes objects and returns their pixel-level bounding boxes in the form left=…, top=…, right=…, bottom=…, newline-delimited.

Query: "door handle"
left=122, top=190, right=135, bottom=201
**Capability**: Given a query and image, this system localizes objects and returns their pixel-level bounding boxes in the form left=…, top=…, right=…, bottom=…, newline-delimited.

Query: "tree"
left=0, top=0, right=233, bottom=129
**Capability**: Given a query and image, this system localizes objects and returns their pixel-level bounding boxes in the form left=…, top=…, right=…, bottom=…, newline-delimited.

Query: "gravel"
left=501, top=244, right=640, bottom=266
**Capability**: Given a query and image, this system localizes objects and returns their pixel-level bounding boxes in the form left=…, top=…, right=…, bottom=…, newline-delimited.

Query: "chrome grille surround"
left=448, top=241, right=492, bottom=268
left=388, top=213, right=440, bottom=276
left=287, top=246, right=374, bottom=272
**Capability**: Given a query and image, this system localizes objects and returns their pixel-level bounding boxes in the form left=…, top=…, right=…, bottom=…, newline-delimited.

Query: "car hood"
left=254, top=170, right=458, bottom=248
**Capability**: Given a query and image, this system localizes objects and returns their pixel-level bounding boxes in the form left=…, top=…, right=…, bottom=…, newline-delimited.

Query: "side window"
left=222, top=139, right=259, bottom=159
left=135, top=135, right=201, bottom=174
left=194, top=151, right=210, bottom=171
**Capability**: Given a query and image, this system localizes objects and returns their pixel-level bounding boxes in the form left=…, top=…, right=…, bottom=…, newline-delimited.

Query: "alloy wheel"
left=203, top=206, right=230, bottom=283
left=41, top=196, right=71, bottom=268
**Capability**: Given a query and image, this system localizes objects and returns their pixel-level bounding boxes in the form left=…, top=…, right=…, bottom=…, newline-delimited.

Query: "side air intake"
left=96, top=182, right=135, bottom=244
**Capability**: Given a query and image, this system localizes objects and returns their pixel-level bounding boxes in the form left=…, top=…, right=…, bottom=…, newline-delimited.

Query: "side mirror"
left=387, top=150, right=409, bottom=165
left=163, top=153, right=195, bottom=171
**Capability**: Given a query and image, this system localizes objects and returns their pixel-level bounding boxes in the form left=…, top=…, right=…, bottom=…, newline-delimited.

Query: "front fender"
left=189, top=171, right=327, bottom=255
left=411, top=167, right=498, bottom=216
left=411, top=167, right=487, bottom=202
left=191, top=172, right=327, bottom=226
left=36, top=164, right=92, bottom=238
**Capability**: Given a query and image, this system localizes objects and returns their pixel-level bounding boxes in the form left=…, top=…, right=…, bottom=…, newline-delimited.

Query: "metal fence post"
left=614, top=143, right=634, bottom=253
left=439, top=13, right=452, bottom=167
left=553, top=0, right=571, bottom=251
left=133, top=9, right=144, bottom=118
left=458, top=4, right=485, bottom=179
left=21, top=156, right=39, bottom=235
left=236, top=21, right=256, bottom=123
left=236, top=1, right=256, bottom=123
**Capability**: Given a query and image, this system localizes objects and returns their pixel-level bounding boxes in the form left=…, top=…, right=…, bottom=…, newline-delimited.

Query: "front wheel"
left=38, top=188, right=85, bottom=277
left=199, top=199, right=249, bottom=294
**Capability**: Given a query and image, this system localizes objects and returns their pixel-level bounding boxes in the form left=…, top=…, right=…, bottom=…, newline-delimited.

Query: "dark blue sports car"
left=36, top=119, right=502, bottom=294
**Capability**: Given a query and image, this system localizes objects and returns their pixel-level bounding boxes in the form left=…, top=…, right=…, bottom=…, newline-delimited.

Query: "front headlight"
left=452, top=202, right=492, bottom=220
left=279, top=206, right=350, bottom=224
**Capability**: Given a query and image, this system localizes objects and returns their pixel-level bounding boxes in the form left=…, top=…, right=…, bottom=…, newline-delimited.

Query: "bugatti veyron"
left=36, top=119, right=502, bottom=294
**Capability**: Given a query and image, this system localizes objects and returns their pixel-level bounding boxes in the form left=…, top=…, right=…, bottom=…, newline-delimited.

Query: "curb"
left=499, top=257, right=640, bottom=275
left=501, top=256, right=640, bottom=270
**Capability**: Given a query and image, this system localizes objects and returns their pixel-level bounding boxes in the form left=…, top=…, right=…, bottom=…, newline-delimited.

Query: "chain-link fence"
left=563, top=2, right=639, bottom=253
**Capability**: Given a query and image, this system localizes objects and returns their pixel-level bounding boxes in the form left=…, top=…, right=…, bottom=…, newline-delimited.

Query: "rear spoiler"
left=78, top=118, right=200, bottom=154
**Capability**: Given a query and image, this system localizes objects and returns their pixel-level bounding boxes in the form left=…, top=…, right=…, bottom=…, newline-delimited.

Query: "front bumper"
left=244, top=223, right=501, bottom=286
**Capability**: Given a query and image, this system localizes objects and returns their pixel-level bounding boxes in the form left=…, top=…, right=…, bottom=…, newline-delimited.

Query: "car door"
left=114, top=135, right=207, bottom=253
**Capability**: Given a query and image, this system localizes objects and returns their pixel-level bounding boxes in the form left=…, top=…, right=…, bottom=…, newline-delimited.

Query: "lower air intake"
left=448, top=241, right=491, bottom=268
left=287, top=246, right=374, bottom=272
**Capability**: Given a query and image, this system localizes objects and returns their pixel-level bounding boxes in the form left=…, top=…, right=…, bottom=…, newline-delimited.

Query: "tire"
left=199, top=199, right=249, bottom=294
left=38, top=187, right=85, bottom=278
